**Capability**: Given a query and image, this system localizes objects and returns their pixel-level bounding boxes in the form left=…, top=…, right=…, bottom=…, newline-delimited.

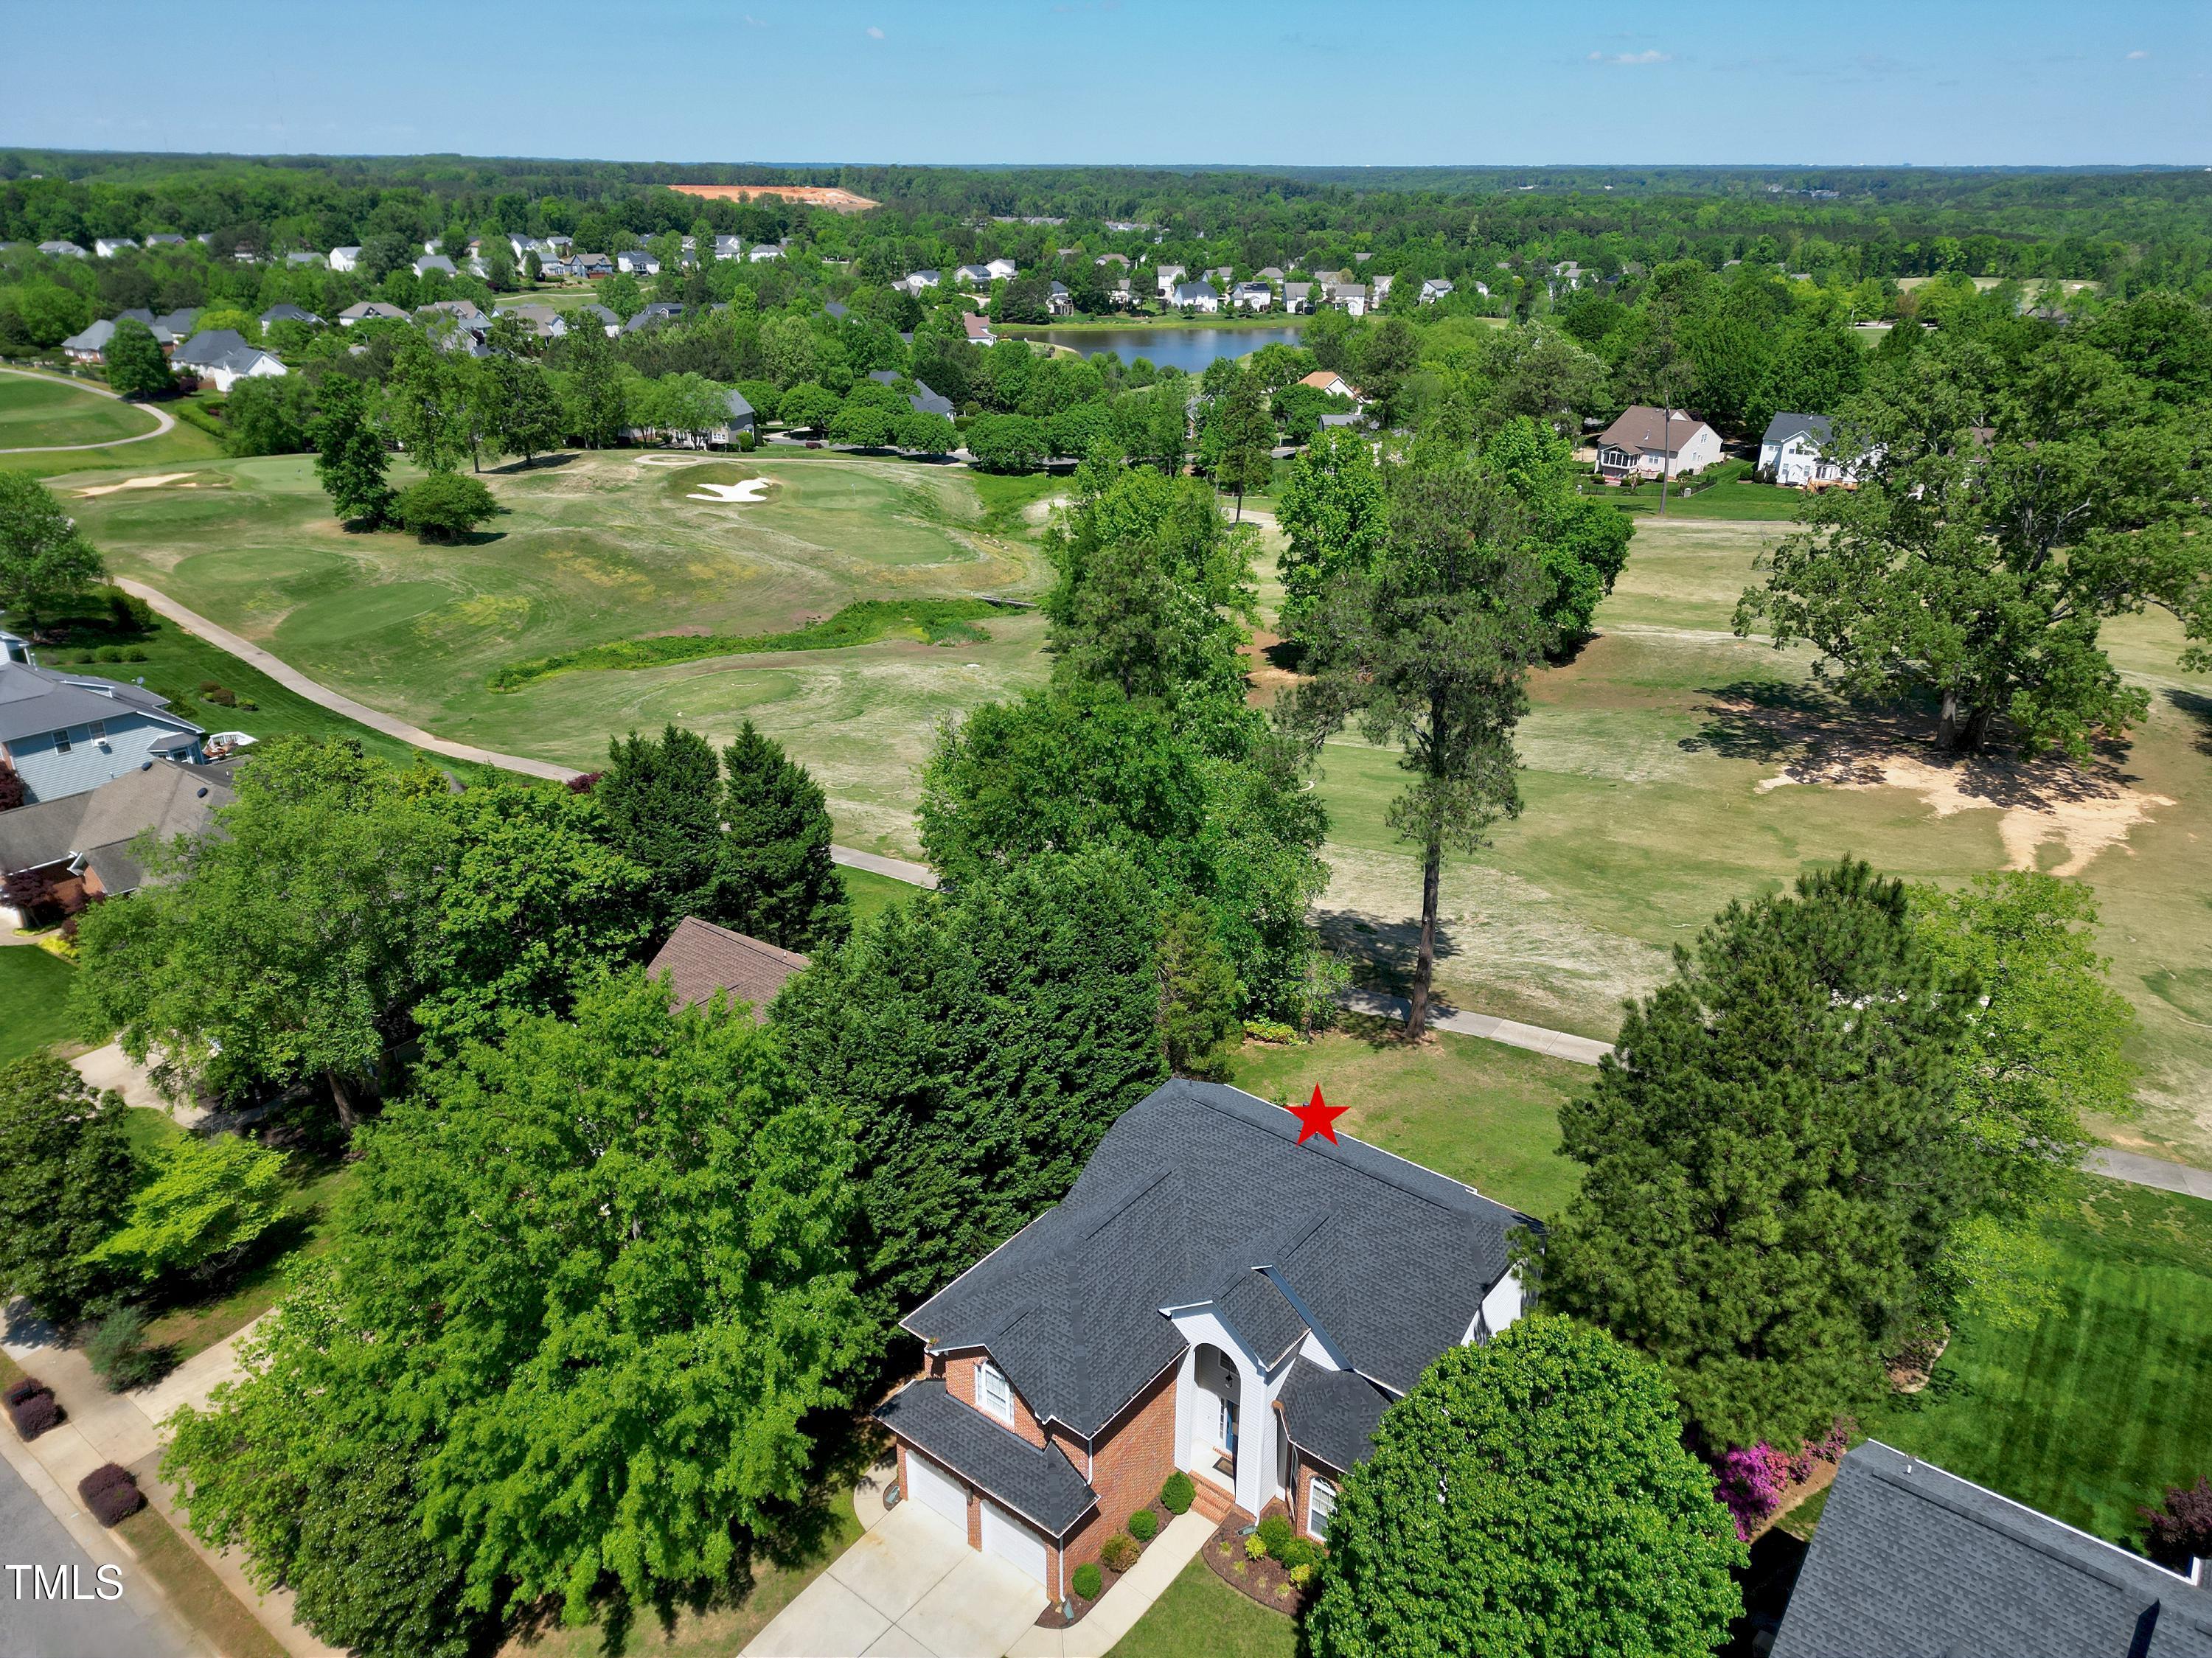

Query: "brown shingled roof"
left=1595, top=405, right=1713, bottom=456
left=645, top=916, right=807, bottom=1022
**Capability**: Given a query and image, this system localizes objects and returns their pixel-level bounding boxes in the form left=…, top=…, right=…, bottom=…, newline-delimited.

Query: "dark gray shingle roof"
left=0, top=660, right=180, bottom=745
left=877, top=1379, right=1096, bottom=1536
left=1276, top=1356, right=1392, bottom=1474
left=867, top=370, right=953, bottom=418
left=902, top=1081, right=1529, bottom=1438
left=1773, top=1443, right=2212, bottom=1658
left=1761, top=411, right=1833, bottom=448
left=0, top=758, right=232, bottom=889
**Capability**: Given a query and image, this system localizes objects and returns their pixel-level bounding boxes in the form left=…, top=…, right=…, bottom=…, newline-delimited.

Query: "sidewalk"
left=1006, top=1511, right=1215, bottom=1658
left=4, top=1308, right=341, bottom=1658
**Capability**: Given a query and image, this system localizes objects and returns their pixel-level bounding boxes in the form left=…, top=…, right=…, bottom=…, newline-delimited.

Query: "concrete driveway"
left=744, top=1501, right=1045, bottom=1658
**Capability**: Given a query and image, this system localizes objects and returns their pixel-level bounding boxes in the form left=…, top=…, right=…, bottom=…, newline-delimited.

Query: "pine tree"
left=594, top=725, right=725, bottom=928
left=310, top=378, right=395, bottom=528
left=1540, top=860, right=1976, bottom=1447
left=712, top=721, right=849, bottom=952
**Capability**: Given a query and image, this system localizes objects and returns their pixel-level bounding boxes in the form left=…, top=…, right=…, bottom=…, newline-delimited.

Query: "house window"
left=51, top=729, right=72, bottom=754
left=1308, top=1477, right=1336, bottom=1540
left=976, top=1359, right=1014, bottom=1425
left=88, top=720, right=106, bottom=740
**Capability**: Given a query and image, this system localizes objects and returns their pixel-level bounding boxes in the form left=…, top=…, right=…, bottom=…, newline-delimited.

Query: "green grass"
left=1865, top=1176, right=2212, bottom=1547
left=1602, top=481, right=1810, bottom=520
left=1228, top=1020, right=1587, bottom=1219
left=0, top=947, right=77, bottom=1065
left=490, top=598, right=1018, bottom=690
left=837, top=864, right=921, bottom=926
left=1106, top=1556, right=1298, bottom=1658
left=116, top=1504, right=290, bottom=1658
left=0, top=371, right=161, bottom=446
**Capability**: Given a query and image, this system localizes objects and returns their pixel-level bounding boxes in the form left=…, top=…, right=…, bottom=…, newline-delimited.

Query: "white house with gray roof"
left=0, top=638, right=210, bottom=807
left=876, top=1080, right=1531, bottom=1605
left=171, top=330, right=287, bottom=393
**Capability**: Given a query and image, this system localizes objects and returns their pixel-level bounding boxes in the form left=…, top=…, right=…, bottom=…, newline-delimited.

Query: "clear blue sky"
left=3, top=0, right=2205, bottom=167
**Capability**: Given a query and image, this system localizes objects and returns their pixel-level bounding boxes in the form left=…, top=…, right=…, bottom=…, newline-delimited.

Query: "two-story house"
left=1593, top=405, right=1723, bottom=483
left=1759, top=411, right=1871, bottom=490
left=0, top=639, right=210, bottom=804
left=876, top=1079, right=1532, bottom=1606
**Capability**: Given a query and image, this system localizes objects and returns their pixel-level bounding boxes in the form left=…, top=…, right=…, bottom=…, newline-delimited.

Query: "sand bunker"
left=636, top=455, right=709, bottom=468
left=77, top=473, right=197, bottom=497
left=687, top=478, right=774, bottom=504
left=1758, top=750, right=2174, bottom=878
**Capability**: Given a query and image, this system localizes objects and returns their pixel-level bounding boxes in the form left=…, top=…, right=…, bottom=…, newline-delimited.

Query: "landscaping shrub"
left=204, top=686, right=236, bottom=707
left=2, top=1377, right=44, bottom=1408
left=394, top=472, right=498, bottom=542
left=1278, top=1536, right=1317, bottom=1572
left=2144, top=1477, right=2212, bottom=1570
left=1256, top=1513, right=1294, bottom=1558
left=86, top=1306, right=172, bottom=1392
left=1245, top=1533, right=1270, bottom=1561
left=1127, top=1507, right=1158, bottom=1542
left=1101, top=1533, right=1139, bottom=1572
left=1072, top=1561, right=1102, bottom=1601
left=1713, top=1442, right=1791, bottom=1542
left=77, top=1463, right=143, bottom=1526
left=7, top=1386, right=61, bottom=1441
left=1161, top=1471, right=1194, bottom=1514
left=1287, top=1561, right=1315, bottom=1589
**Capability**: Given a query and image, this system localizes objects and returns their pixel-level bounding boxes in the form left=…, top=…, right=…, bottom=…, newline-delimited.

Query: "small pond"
left=1034, top=324, right=1307, bottom=375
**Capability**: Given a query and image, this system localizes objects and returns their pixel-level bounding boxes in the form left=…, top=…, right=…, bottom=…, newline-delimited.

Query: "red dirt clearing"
left=671, top=184, right=879, bottom=212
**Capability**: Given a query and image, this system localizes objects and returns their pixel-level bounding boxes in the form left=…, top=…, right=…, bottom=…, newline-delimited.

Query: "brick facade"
left=1290, top=1452, right=1343, bottom=1542
left=931, top=1348, right=1047, bottom=1447
left=1054, top=1355, right=1182, bottom=1579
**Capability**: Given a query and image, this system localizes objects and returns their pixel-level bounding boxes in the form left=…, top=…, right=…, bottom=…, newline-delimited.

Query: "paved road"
left=0, top=366, right=176, bottom=453
left=111, top=579, right=941, bottom=885
left=0, top=1457, right=199, bottom=1658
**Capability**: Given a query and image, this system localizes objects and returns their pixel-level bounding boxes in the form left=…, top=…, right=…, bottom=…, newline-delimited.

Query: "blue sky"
left=3, top=0, right=2205, bottom=167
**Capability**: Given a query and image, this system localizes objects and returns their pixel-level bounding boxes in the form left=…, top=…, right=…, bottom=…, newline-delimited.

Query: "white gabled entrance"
left=907, top=1452, right=968, bottom=1533
left=980, top=1499, right=1049, bottom=1587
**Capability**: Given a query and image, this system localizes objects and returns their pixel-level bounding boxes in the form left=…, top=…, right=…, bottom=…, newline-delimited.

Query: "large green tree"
left=1282, top=450, right=1553, bottom=1034
left=1737, top=329, right=2211, bottom=755
left=0, top=1055, right=133, bottom=1322
left=104, top=315, right=173, bottom=399
left=713, top=722, right=849, bottom=952
left=310, top=377, right=396, bottom=529
left=0, top=473, right=107, bottom=633
left=1541, top=861, right=1978, bottom=1446
left=595, top=725, right=726, bottom=929
left=1309, top=1317, right=1744, bottom=1658
left=1274, top=426, right=1389, bottom=637
left=1480, top=417, right=1635, bottom=649
left=1205, top=366, right=1275, bottom=521
left=773, top=848, right=1166, bottom=1315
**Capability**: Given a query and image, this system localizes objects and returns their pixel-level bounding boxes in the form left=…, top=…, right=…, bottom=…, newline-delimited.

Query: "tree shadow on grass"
left=1314, top=907, right=1461, bottom=1003
left=2167, top=689, right=2212, bottom=759
left=486, top=451, right=578, bottom=475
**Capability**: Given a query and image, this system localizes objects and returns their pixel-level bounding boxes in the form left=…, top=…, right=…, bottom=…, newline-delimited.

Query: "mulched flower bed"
left=1200, top=1506, right=1313, bottom=1617
left=1033, top=1505, right=1172, bottom=1626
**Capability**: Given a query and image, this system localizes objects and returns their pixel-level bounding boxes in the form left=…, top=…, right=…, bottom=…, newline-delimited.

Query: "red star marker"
left=1290, top=1084, right=1348, bottom=1146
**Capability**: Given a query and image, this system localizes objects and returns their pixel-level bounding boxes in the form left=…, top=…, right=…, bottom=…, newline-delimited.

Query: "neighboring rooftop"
left=1761, top=411, right=1834, bottom=448
left=1773, top=1443, right=2212, bottom=1658
left=0, top=756, right=235, bottom=894
left=644, top=915, right=807, bottom=1022
left=0, top=656, right=181, bottom=745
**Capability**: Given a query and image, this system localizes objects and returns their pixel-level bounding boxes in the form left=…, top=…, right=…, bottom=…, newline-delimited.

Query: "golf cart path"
left=111, top=578, right=939, bottom=888
left=0, top=364, right=177, bottom=451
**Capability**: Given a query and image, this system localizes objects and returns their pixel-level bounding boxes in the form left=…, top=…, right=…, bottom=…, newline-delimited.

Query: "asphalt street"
left=0, top=1455, right=195, bottom=1658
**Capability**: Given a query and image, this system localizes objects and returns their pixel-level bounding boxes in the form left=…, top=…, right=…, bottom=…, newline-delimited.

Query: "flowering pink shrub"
left=1787, top=1421, right=1850, bottom=1484
left=1714, top=1443, right=1790, bottom=1541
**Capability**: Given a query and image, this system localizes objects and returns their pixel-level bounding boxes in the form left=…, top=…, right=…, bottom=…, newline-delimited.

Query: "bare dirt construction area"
left=670, top=183, right=879, bottom=211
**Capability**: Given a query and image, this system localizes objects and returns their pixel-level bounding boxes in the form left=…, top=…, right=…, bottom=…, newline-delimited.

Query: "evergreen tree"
left=712, top=721, right=849, bottom=952
left=595, top=724, right=726, bottom=928
left=104, top=316, right=173, bottom=399
left=1310, top=1317, right=1743, bottom=1658
left=0, top=1056, right=134, bottom=1322
left=1540, top=860, right=1976, bottom=1447
left=310, top=377, right=395, bottom=528
left=773, top=847, right=1167, bottom=1317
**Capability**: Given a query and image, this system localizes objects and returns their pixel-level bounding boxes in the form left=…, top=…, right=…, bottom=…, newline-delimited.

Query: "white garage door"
left=907, top=1454, right=967, bottom=1532
left=981, top=1499, right=1049, bottom=1587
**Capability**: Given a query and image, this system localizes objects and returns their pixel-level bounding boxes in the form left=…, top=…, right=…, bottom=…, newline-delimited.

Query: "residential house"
left=1204, top=266, right=1234, bottom=286
left=645, top=915, right=804, bottom=1022
left=93, top=237, right=138, bottom=258
left=38, top=241, right=88, bottom=259
left=284, top=251, right=324, bottom=268
left=1170, top=280, right=1221, bottom=313
left=623, top=301, right=685, bottom=333
left=1231, top=282, right=1274, bottom=312
left=747, top=240, right=785, bottom=262
left=1771, top=1442, right=2212, bottom=1658
left=338, top=301, right=409, bottom=327
left=1107, top=276, right=1137, bottom=309
left=824, top=299, right=850, bottom=320
left=328, top=245, right=364, bottom=272
left=711, top=234, right=745, bottom=260
left=955, top=263, right=994, bottom=288
left=170, top=330, right=288, bottom=393
left=1281, top=281, right=1314, bottom=314
left=571, top=252, right=615, bottom=281
left=869, top=371, right=956, bottom=418
left=413, top=254, right=459, bottom=279
left=1046, top=281, right=1073, bottom=317
left=491, top=303, right=568, bottom=340
left=143, top=234, right=185, bottom=249
left=1758, top=411, right=1865, bottom=489
left=986, top=257, right=1018, bottom=281
left=0, top=641, right=212, bottom=807
left=961, top=310, right=997, bottom=345
left=1418, top=278, right=1454, bottom=304
left=1593, top=406, right=1723, bottom=483
left=1548, top=261, right=1586, bottom=295
left=1094, top=252, right=1130, bottom=269
left=1253, top=267, right=1285, bottom=283
left=1296, top=369, right=1363, bottom=403
left=1155, top=264, right=1186, bottom=296
left=59, top=319, right=119, bottom=364
left=616, top=249, right=661, bottom=276
left=897, top=270, right=942, bottom=294
left=575, top=302, right=621, bottom=336
left=0, top=756, right=237, bottom=925
left=1317, top=411, right=1365, bottom=432
left=145, top=308, right=200, bottom=349
left=1326, top=282, right=1369, bottom=317
left=1369, top=274, right=1394, bottom=304
left=258, top=303, right=322, bottom=330
left=877, top=1079, right=1532, bottom=1603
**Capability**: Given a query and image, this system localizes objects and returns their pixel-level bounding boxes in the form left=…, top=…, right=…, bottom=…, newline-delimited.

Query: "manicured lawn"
left=1602, top=481, right=1809, bottom=520
left=115, top=1505, right=289, bottom=1658
left=0, top=371, right=161, bottom=447
left=0, top=947, right=77, bottom=1065
left=838, top=864, right=921, bottom=925
left=1228, top=1020, right=1587, bottom=1219
left=1865, top=1177, right=2212, bottom=1547
left=498, top=1491, right=863, bottom=1657
left=1106, top=1556, right=1298, bottom=1658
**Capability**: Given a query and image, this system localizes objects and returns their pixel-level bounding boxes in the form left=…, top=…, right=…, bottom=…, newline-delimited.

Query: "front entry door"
left=1219, top=1392, right=1239, bottom=1458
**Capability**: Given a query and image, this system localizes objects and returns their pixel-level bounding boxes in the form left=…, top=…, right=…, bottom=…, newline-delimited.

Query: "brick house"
left=875, top=1079, right=1534, bottom=1606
